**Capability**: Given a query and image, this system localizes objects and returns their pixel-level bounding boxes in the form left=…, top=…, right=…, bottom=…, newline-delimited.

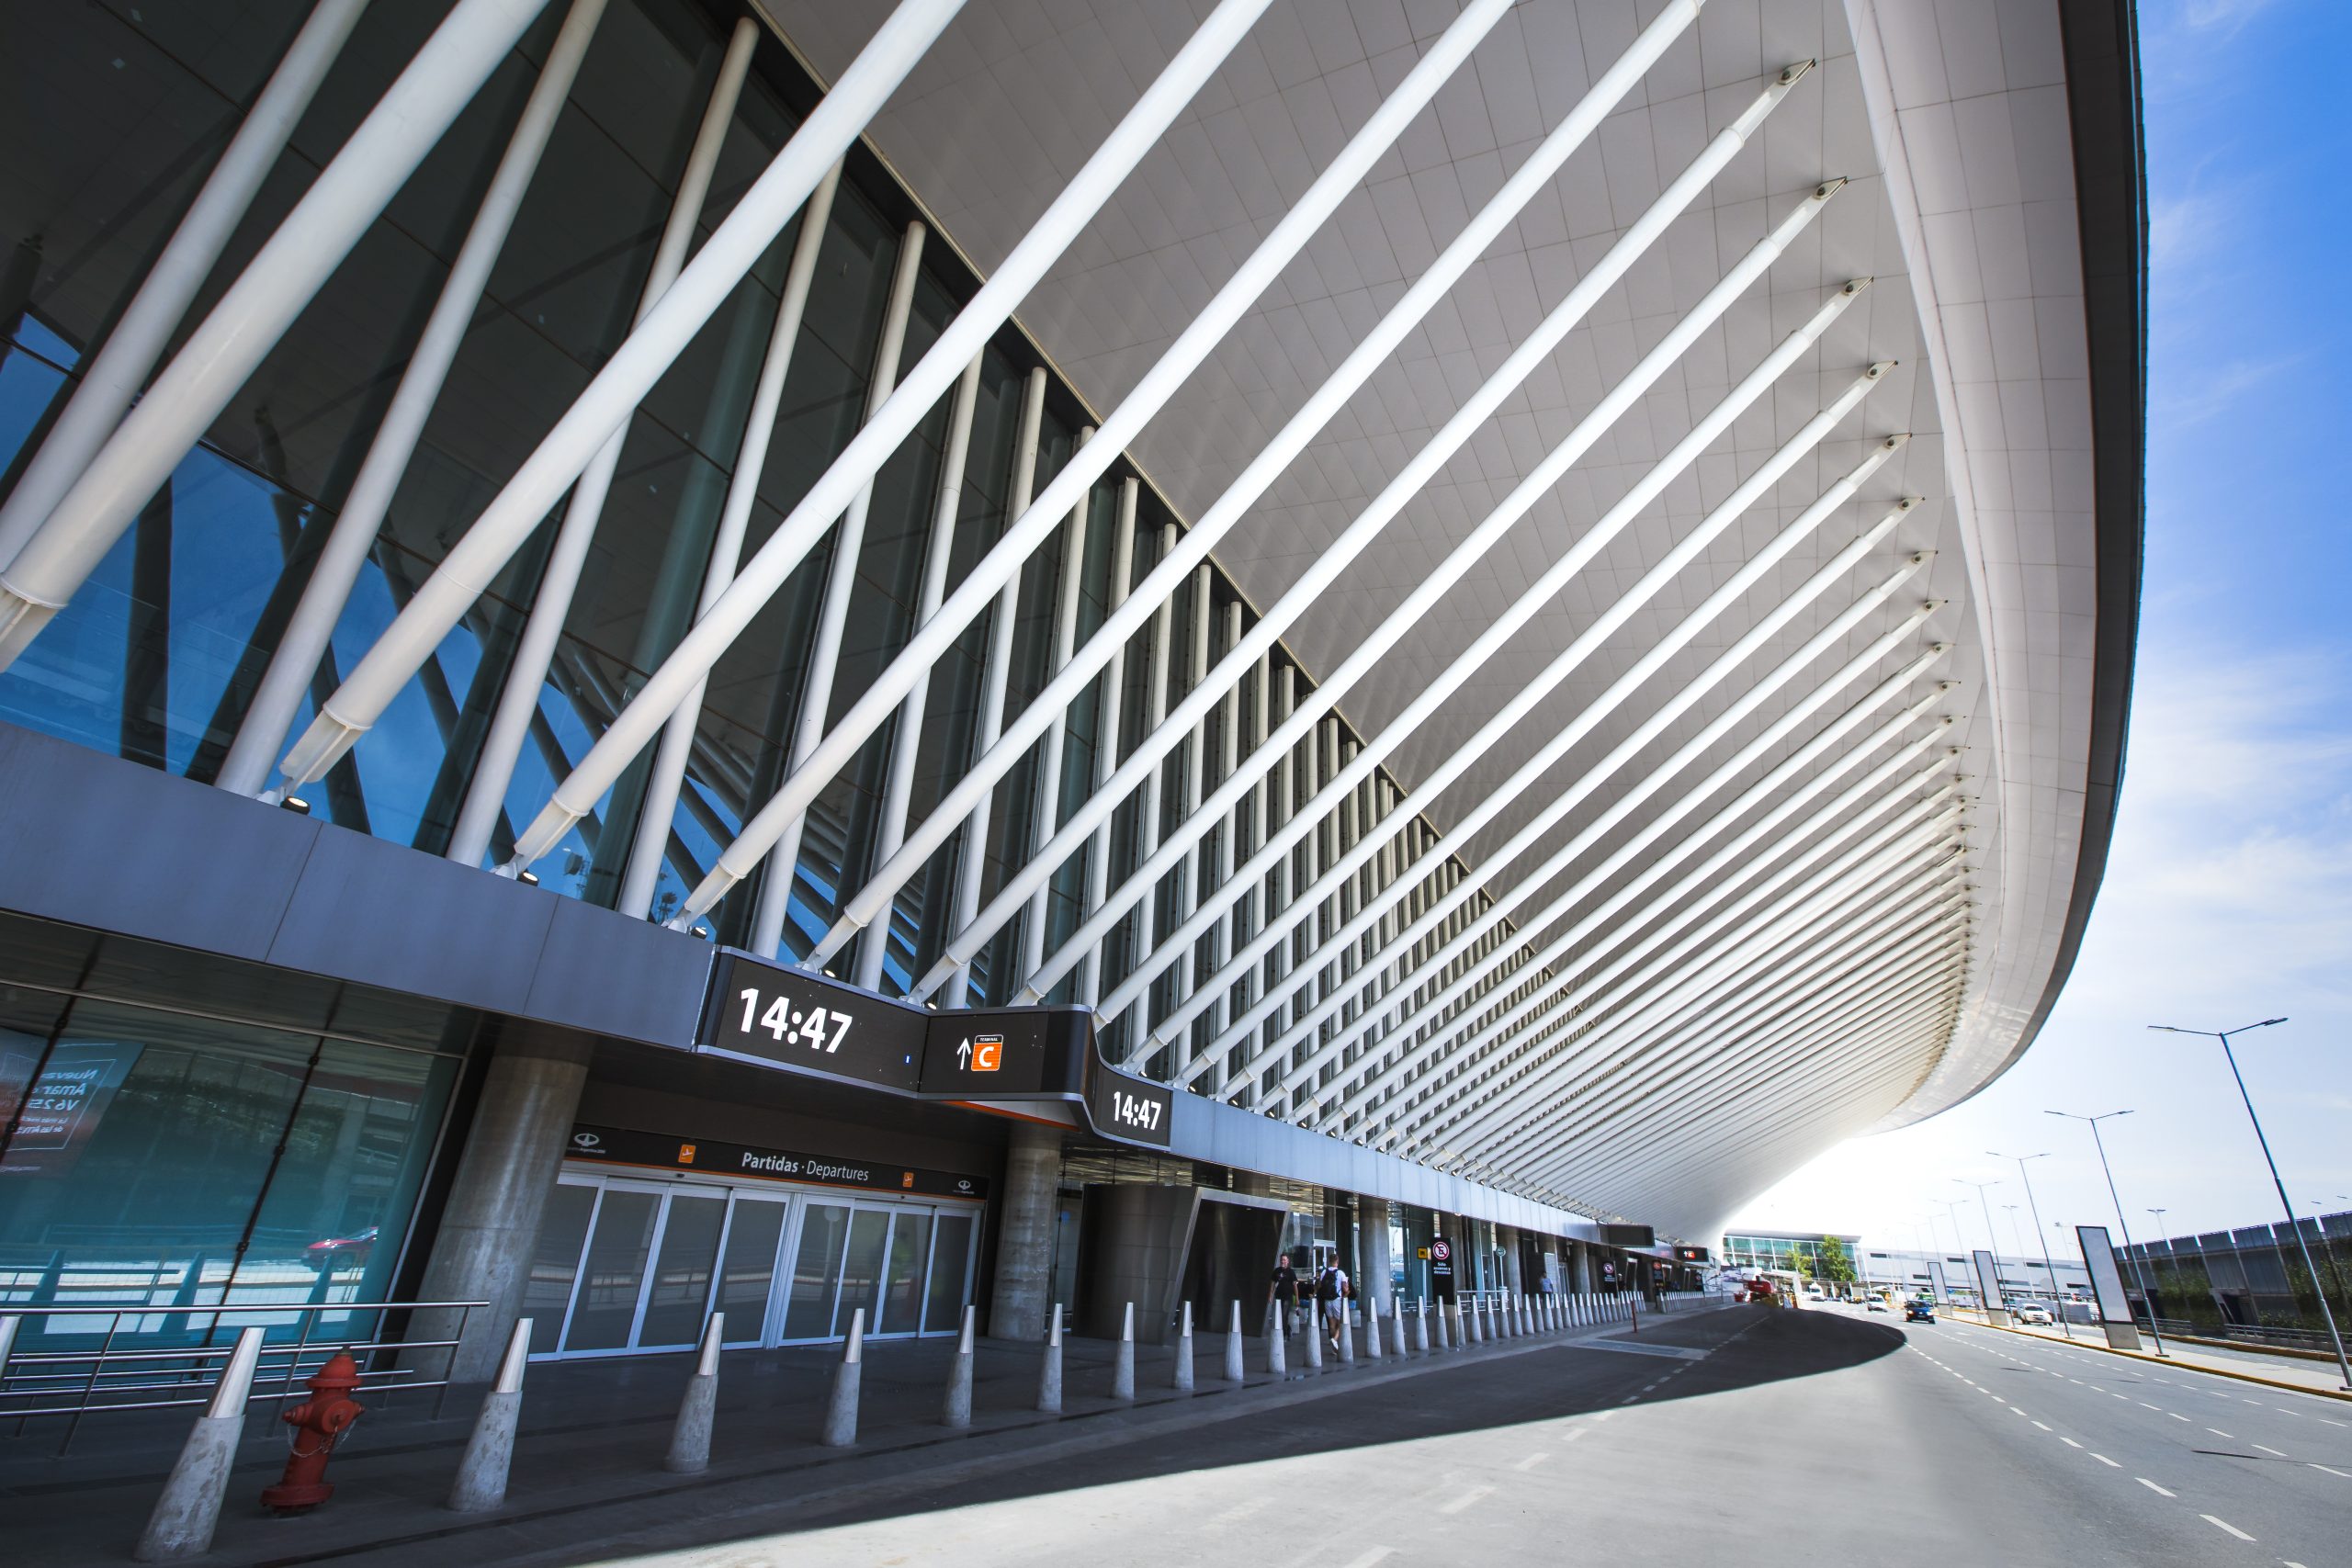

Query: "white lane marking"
left=2011, top=1407, right=2030, bottom=1417
left=2209, top=1428, right=2233, bottom=1438
left=2202, top=1516, right=2256, bottom=1541
left=1212, top=1497, right=1275, bottom=1524
left=1439, top=1486, right=1495, bottom=1516
left=2253, top=1444, right=2287, bottom=1457
left=2311, top=1463, right=2351, bottom=1478
left=2032, top=1420, right=2053, bottom=1431
left=1513, top=1452, right=1550, bottom=1472
left=1561, top=1427, right=1588, bottom=1443
left=2090, top=1453, right=2120, bottom=1467
left=2169, top=1413, right=2191, bottom=1422
left=2136, top=1478, right=2177, bottom=1496
left=2320, top=1418, right=2347, bottom=1427
left=1341, top=1550, right=1396, bottom=1568
left=2139, top=1402, right=2162, bottom=1410
left=2061, top=1437, right=2083, bottom=1448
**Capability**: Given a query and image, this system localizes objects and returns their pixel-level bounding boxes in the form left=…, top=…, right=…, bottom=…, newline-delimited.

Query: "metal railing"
left=0, top=1300, right=486, bottom=1453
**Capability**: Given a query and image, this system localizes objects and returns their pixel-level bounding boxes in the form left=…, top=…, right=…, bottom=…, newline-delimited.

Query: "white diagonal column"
left=1073, top=480, right=1141, bottom=1005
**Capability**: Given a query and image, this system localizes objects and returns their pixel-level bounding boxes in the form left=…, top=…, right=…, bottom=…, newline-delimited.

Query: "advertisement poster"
left=0, top=1041, right=142, bottom=1178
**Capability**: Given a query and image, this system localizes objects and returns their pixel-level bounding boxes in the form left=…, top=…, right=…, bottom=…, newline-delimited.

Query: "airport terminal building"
left=0, top=0, right=2140, bottom=1380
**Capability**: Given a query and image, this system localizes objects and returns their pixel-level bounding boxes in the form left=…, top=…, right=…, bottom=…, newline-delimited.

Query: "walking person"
left=1269, top=1251, right=1301, bottom=1339
left=1315, top=1256, right=1351, bottom=1356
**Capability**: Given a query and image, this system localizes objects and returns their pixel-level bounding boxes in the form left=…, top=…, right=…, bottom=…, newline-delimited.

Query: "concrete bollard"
left=1442, top=1300, right=1458, bottom=1350
left=1364, top=1297, right=1384, bottom=1360
left=664, top=1313, right=725, bottom=1472
left=1521, top=1294, right=1534, bottom=1336
left=1112, top=1301, right=1136, bottom=1402
left=1224, top=1300, right=1245, bottom=1384
left=1037, top=1303, right=1064, bottom=1414
left=820, top=1309, right=864, bottom=1447
left=136, top=1325, right=266, bottom=1560
left=449, top=1319, right=532, bottom=1512
left=1172, top=1301, right=1194, bottom=1393
left=1305, top=1307, right=1324, bottom=1371
left=1266, top=1301, right=1288, bottom=1376
left=1390, top=1295, right=1404, bottom=1358
left=1469, top=1296, right=1485, bottom=1344
left=942, top=1304, right=977, bottom=1427
left=1413, top=1298, right=1430, bottom=1354
left=1337, top=1301, right=1356, bottom=1364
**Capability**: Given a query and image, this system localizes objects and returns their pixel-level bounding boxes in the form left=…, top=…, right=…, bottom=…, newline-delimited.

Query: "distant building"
left=1858, top=1246, right=2091, bottom=1303
left=1720, top=1231, right=1863, bottom=1278
left=2121, top=1210, right=2352, bottom=1340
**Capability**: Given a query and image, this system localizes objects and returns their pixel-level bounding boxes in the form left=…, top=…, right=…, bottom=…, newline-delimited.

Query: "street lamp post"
left=2151, top=1020, right=2352, bottom=1391
left=1993, top=1149, right=2073, bottom=1339
left=2047, top=1109, right=2166, bottom=1358
left=1955, top=1176, right=2004, bottom=1253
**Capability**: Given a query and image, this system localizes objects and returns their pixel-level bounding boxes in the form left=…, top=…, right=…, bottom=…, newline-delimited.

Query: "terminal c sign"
left=696, top=951, right=1173, bottom=1149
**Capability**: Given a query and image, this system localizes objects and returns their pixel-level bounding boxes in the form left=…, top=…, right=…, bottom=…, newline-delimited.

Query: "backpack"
left=1315, top=1266, right=1340, bottom=1302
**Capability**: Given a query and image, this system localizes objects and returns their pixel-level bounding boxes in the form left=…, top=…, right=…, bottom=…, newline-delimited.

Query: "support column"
left=414, top=1023, right=594, bottom=1384
left=1359, top=1196, right=1393, bottom=1312
left=989, top=1122, right=1063, bottom=1342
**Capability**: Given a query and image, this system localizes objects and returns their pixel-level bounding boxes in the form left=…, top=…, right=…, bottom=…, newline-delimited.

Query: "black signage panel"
left=1429, top=1235, right=1456, bottom=1301
left=1598, top=1223, right=1656, bottom=1248
left=693, top=951, right=1172, bottom=1149
left=1085, top=1062, right=1172, bottom=1145
left=1674, top=1246, right=1709, bottom=1263
left=565, top=1124, right=988, bottom=1201
left=701, top=953, right=925, bottom=1093
left=919, top=1007, right=1070, bottom=1099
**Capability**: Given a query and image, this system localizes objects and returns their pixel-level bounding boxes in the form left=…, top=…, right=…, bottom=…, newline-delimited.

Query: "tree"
left=1815, top=1236, right=1857, bottom=1286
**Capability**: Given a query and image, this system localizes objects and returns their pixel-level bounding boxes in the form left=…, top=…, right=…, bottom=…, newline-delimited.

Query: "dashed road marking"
left=1439, top=1486, right=1495, bottom=1516
left=2061, top=1437, right=2082, bottom=1448
left=2201, top=1516, right=2255, bottom=1541
left=2253, top=1444, right=2287, bottom=1457
left=2169, top=1413, right=2190, bottom=1422
left=2031, top=1420, right=2052, bottom=1431
left=2311, top=1463, right=2350, bottom=1478
left=1340, top=1549, right=1396, bottom=1568
left=2090, top=1453, right=2120, bottom=1467
left=1513, top=1452, right=1549, bottom=1472
left=2136, top=1478, right=2177, bottom=1497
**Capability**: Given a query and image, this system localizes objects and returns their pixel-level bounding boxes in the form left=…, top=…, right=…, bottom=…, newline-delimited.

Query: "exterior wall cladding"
left=0, top=0, right=2142, bottom=1348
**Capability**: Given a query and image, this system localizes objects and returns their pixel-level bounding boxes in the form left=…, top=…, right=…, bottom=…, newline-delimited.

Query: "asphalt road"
left=499, top=1304, right=2349, bottom=1567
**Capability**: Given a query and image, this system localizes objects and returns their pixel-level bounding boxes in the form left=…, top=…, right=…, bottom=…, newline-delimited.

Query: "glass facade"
left=0, top=912, right=468, bottom=1353
left=0, top=0, right=1286, bottom=1009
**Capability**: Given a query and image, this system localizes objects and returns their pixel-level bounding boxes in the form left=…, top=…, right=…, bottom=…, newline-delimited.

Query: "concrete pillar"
left=989, top=1122, right=1063, bottom=1343
left=1358, top=1196, right=1394, bottom=1317
left=1172, top=1301, right=1194, bottom=1393
left=1036, top=1304, right=1064, bottom=1414
left=1112, top=1301, right=1136, bottom=1401
left=1412, top=1297, right=1430, bottom=1354
left=820, top=1309, right=863, bottom=1447
left=414, top=1023, right=593, bottom=1384
left=1265, top=1301, right=1287, bottom=1376
left=1224, top=1300, right=1245, bottom=1382
left=1498, top=1226, right=1524, bottom=1294
left=135, top=1327, right=262, bottom=1560
left=448, top=1320, right=531, bottom=1511
left=942, top=1305, right=976, bottom=1427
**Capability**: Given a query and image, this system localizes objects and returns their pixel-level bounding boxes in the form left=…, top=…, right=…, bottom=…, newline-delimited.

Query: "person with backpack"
left=1315, top=1258, right=1351, bottom=1354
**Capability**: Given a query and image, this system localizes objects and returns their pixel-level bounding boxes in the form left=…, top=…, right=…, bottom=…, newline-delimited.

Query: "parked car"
left=305, top=1226, right=378, bottom=1268
left=1905, top=1299, right=1936, bottom=1324
left=1865, top=1297, right=1890, bottom=1313
left=2014, top=1303, right=2053, bottom=1325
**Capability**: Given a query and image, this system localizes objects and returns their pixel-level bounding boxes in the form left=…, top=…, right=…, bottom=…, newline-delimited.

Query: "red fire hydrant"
left=259, top=1352, right=366, bottom=1514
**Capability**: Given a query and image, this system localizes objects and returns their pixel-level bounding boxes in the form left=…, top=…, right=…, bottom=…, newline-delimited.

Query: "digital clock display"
left=699, top=954, right=925, bottom=1093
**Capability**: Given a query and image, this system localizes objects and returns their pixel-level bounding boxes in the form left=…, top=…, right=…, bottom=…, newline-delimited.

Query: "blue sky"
left=1730, top=0, right=2352, bottom=1256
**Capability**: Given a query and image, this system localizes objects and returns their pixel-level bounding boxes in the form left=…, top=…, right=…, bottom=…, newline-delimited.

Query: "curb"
left=1951, top=1314, right=2352, bottom=1404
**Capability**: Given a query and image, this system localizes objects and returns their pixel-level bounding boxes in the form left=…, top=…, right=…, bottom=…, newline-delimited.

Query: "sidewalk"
left=1953, top=1312, right=2352, bottom=1401
left=3, top=1300, right=1713, bottom=1565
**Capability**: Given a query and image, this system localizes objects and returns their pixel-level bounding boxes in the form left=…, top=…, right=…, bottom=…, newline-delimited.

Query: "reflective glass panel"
left=524, top=1182, right=598, bottom=1356
left=637, top=1191, right=725, bottom=1348
left=925, top=1213, right=976, bottom=1336
left=833, top=1208, right=888, bottom=1337
left=782, top=1201, right=847, bottom=1341
left=714, top=1195, right=786, bottom=1345
left=877, top=1212, right=929, bottom=1336
left=562, top=1189, right=658, bottom=1351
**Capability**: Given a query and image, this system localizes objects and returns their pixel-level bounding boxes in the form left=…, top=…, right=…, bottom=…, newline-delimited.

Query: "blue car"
left=1905, top=1299, right=1936, bottom=1324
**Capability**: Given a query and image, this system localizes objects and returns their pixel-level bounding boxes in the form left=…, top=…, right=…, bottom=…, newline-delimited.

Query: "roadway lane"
left=1901, top=1310, right=2349, bottom=1564
left=526, top=1306, right=2348, bottom=1568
